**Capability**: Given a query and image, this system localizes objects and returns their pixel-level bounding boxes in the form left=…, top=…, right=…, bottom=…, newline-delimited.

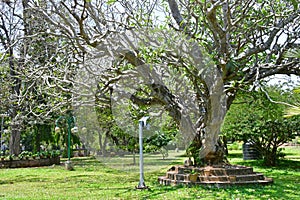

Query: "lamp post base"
left=65, top=160, right=74, bottom=171
left=136, top=182, right=148, bottom=190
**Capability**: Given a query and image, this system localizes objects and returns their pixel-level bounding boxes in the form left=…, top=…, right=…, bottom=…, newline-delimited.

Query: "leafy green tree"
left=21, top=124, right=54, bottom=152
left=222, top=87, right=300, bottom=166
left=145, top=120, right=178, bottom=159
left=0, top=1, right=24, bottom=155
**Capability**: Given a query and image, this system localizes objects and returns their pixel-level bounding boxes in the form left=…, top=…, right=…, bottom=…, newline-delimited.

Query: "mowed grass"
left=0, top=146, right=299, bottom=200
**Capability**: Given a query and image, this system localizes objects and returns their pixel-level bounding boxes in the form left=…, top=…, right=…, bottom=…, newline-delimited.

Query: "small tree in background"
left=222, top=87, right=300, bottom=166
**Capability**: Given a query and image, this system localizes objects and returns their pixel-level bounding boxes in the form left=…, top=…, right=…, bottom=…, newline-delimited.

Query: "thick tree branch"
left=236, top=9, right=300, bottom=61
left=167, top=0, right=187, bottom=31
left=123, top=50, right=182, bottom=124
left=244, top=61, right=300, bottom=84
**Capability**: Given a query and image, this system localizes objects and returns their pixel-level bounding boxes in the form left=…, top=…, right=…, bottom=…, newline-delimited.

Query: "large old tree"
left=1, top=0, right=299, bottom=163
left=33, top=0, right=300, bottom=165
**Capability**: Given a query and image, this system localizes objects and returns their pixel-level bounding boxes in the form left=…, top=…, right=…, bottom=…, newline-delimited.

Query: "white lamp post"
left=136, top=116, right=150, bottom=189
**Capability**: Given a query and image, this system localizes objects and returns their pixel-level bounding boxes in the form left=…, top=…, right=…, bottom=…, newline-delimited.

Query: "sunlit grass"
left=96, top=151, right=185, bottom=172
left=0, top=146, right=299, bottom=199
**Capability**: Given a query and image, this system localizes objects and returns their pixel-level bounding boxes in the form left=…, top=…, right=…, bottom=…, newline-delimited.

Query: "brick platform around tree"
left=158, top=165, right=273, bottom=187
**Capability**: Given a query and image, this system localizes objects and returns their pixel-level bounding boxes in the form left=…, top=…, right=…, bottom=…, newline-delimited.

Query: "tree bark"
left=9, top=110, right=21, bottom=155
left=194, top=90, right=236, bottom=166
left=8, top=38, right=21, bottom=156
left=34, top=125, right=41, bottom=153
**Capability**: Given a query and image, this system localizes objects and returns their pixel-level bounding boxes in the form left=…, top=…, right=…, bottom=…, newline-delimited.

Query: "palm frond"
left=284, top=107, right=300, bottom=118
left=293, top=87, right=300, bottom=94
left=285, top=49, right=300, bottom=58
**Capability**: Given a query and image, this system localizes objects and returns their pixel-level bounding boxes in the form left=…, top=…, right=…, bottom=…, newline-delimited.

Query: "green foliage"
left=18, top=151, right=32, bottom=160
left=144, top=129, right=175, bottom=159
left=222, top=87, right=300, bottom=166
left=286, top=49, right=300, bottom=59
left=107, top=0, right=117, bottom=5
left=288, top=0, right=299, bottom=10
left=186, top=140, right=202, bottom=166
left=227, top=142, right=242, bottom=150
left=21, top=124, right=57, bottom=153
left=145, top=131, right=171, bottom=149
left=5, top=150, right=61, bottom=161
left=144, top=118, right=178, bottom=157
left=109, top=125, right=138, bottom=153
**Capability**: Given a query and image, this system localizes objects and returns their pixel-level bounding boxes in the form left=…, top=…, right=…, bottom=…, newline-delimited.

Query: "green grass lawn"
left=0, top=146, right=299, bottom=200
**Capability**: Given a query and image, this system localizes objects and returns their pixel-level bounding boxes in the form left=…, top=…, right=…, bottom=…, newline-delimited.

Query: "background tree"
left=0, top=1, right=28, bottom=155
left=222, top=86, right=300, bottom=166
left=0, top=0, right=83, bottom=155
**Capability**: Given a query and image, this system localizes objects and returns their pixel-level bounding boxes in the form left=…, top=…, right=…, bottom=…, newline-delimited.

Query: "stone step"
left=166, top=171, right=264, bottom=182
left=159, top=165, right=273, bottom=187
left=201, top=167, right=254, bottom=176
left=158, top=176, right=273, bottom=186
left=198, top=173, right=265, bottom=182
left=167, top=166, right=255, bottom=176
left=167, top=173, right=265, bottom=182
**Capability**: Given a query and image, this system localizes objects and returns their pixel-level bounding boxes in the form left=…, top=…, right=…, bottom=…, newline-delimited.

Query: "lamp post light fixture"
left=55, top=113, right=78, bottom=170
left=136, top=116, right=150, bottom=190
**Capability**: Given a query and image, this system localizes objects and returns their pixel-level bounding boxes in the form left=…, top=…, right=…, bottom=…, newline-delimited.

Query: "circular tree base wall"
left=158, top=165, right=273, bottom=187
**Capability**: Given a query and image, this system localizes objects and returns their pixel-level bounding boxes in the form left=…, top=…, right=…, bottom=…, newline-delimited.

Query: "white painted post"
left=136, top=116, right=149, bottom=189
